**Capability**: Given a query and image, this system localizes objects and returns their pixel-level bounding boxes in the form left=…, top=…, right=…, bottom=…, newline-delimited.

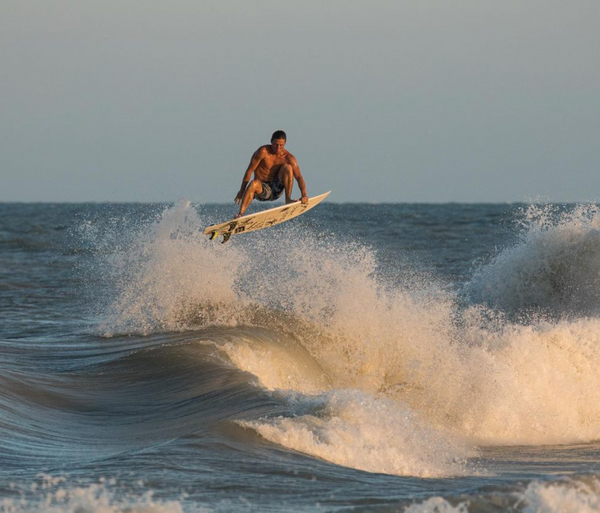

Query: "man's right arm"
left=235, top=149, right=264, bottom=203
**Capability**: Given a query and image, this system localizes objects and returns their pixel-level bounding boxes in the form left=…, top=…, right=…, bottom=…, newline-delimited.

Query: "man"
left=234, top=130, right=308, bottom=218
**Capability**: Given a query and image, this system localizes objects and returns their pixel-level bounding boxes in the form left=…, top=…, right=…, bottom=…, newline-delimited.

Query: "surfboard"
left=204, top=191, right=331, bottom=243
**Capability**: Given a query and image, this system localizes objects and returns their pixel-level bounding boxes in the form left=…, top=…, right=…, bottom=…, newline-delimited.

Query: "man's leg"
left=277, top=164, right=294, bottom=204
left=237, top=179, right=263, bottom=217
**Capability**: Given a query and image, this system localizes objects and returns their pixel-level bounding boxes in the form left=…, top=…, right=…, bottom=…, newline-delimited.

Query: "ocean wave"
left=83, top=201, right=600, bottom=477
left=0, top=333, right=283, bottom=467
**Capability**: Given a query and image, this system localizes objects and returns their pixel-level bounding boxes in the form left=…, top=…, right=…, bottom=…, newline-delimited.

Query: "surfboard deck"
left=204, top=191, right=331, bottom=243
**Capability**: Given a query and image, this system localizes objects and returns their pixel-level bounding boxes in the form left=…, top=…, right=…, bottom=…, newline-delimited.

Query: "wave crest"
left=467, top=204, right=600, bottom=318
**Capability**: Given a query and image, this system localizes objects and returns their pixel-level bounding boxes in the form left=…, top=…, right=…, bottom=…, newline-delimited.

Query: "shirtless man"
left=234, top=130, right=308, bottom=217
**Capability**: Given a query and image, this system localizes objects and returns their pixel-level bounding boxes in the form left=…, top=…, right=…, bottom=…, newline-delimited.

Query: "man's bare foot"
left=285, top=198, right=300, bottom=204
left=234, top=213, right=242, bottom=219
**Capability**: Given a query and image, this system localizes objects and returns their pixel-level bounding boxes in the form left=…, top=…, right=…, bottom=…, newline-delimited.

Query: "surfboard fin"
left=221, top=233, right=231, bottom=244
left=209, top=231, right=218, bottom=241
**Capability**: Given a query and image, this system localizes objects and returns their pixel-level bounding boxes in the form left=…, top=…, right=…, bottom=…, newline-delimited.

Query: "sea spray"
left=96, top=200, right=245, bottom=336
left=467, top=203, right=600, bottom=318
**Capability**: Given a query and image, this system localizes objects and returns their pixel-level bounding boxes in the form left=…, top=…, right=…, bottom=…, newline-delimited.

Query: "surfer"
left=234, top=130, right=308, bottom=217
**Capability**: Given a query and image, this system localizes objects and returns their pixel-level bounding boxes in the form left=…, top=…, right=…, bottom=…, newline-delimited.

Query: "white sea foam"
left=404, top=477, right=600, bottom=512
left=0, top=476, right=208, bottom=513
left=240, top=389, right=474, bottom=478
left=521, top=478, right=600, bottom=513
left=96, top=201, right=600, bottom=477
left=404, top=497, right=469, bottom=513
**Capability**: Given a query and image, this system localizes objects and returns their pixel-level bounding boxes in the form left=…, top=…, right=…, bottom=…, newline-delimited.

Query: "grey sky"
left=1, top=0, right=599, bottom=203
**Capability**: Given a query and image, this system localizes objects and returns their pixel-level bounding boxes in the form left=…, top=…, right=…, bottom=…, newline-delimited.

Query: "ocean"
left=1, top=200, right=600, bottom=512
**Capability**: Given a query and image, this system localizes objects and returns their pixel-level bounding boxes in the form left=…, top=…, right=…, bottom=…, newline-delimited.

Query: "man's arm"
left=234, top=148, right=264, bottom=204
left=290, top=155, right=308, bottom=203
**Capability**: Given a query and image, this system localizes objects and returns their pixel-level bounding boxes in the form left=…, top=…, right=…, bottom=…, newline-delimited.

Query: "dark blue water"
left=1, top=201, right=600, bottom=512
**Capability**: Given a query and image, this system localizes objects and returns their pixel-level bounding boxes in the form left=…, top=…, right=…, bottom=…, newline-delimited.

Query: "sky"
left=1, top=0, right=599, bottom=203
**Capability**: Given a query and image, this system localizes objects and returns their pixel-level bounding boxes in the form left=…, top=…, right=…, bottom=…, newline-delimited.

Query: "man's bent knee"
left=279, top=164, right=293, bottom=178
left=248, top=179, right=263, bottom=194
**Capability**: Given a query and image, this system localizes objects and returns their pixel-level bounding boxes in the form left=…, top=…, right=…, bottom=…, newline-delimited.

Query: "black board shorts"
left=255, top=179, right=285, bottom=201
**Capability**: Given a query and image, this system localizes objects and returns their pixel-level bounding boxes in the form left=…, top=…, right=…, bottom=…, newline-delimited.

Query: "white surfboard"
left=204, top=191, right=331, bottom=243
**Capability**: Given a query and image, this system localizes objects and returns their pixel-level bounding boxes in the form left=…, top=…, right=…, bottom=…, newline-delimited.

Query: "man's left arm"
left=290, top=156, right=308, bottom=203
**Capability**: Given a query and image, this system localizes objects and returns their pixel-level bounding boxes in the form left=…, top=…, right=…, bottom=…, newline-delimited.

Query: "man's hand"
left=234, top=191, right=243, bottom=204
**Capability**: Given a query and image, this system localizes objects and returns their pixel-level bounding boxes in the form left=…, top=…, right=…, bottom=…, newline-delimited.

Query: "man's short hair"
left=271, top=130, right=287, bottom=141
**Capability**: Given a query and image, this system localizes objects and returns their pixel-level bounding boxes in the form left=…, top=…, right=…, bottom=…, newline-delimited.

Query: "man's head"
left=271, top=130, right=287, bottom=155
left=271, top=130, right=286, bottom=142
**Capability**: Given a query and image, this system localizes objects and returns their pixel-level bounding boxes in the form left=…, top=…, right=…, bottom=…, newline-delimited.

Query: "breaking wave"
left=86, top=200, right=600, bottom=478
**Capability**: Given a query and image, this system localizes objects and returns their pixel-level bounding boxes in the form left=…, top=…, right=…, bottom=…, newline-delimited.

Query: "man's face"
left=271, top=138, right=286, bottom=155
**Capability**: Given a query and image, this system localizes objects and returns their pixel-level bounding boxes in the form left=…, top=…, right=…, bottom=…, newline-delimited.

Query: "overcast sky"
left=1, top=0, right=599, bottom=203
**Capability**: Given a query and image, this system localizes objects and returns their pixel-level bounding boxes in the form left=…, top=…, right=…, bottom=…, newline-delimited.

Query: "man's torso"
left=254, top=145, right=294, bottom=182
